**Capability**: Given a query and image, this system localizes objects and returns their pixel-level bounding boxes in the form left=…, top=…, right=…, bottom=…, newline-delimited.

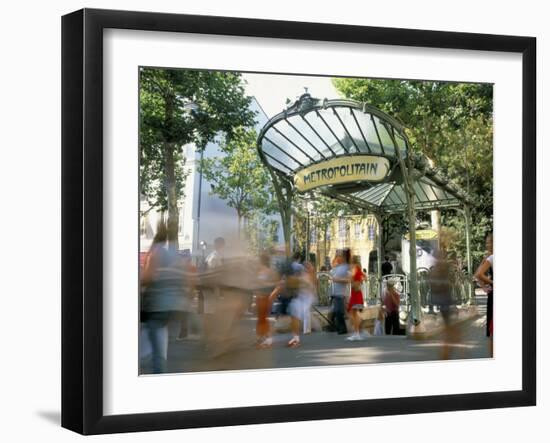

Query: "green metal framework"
left=257, top=93, right=474, bottom=332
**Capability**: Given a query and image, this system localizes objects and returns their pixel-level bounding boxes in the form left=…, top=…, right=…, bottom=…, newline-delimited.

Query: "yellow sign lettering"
left=294, top=155, right=391, bottom=192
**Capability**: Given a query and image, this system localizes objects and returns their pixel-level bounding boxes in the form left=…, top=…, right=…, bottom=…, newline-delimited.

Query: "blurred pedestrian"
left=176, top=250, right=196, bottom=341
left=381, top=255, right=393, bottom=276
left=429, top=228, right=463, bottom=359
left=140, top=219, right=186, bottom=373
left=201, top=237, right=225, bottom=341
left=286, top=251, right=306, bottom=347
left=300, top=258, right=317, bottom=334
left=330, top=248, right=351, bottom=335
left=383, top=280, right=400, bottom=335
left=255, top=252, right=278, bottom=348
left=475, top=233, right=493, bottom=353
left=346, top=256, right=365, bottom=341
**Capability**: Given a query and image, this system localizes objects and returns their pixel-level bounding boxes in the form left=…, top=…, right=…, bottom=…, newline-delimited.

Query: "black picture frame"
left=62, top=8, right=536, bottom=435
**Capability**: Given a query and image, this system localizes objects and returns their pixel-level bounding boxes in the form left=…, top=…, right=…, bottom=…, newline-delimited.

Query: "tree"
left=139, top=68, right=255, bottom=248
left=297, top=194, right=353, bottom=265
left=332, top=78, right=493, bottom=265
left=244, top=212, right=280, bottom=253
left=200, top=127, right=277, bottom=239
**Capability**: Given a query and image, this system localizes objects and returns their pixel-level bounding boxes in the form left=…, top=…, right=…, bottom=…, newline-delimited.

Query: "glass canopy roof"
left=257, top=94, right=470, bottom=215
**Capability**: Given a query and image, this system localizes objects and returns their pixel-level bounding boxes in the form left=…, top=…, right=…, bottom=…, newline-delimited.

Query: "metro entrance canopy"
left=257, top=93, right=474, bottom=331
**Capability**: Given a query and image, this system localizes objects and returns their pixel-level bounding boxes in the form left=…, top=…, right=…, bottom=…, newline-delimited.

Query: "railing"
left=451, top=268, right=474, bottom=306
left=316, top=271, right=380, bottom=307
left=315, top=267, right=473, bottom=310
left=366, top=273, right=379, bottom=304
left=417, top=267, right=432, bottom=308
left=316, top=272, right=333, bottom=306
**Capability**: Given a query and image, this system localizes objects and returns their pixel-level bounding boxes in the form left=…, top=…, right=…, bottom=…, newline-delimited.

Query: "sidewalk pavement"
left=310, top=303, right=481, bottom=339
left=145, top=307, right=490, bottom=374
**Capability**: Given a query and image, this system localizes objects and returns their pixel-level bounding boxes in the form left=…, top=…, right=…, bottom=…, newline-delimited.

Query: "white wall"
left=0, top=0, right=546, bottom=442
left=178, top=97, right=281, bottom=256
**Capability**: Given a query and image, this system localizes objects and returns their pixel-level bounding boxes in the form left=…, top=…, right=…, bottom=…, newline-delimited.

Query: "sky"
left=242, top=72, right=340, bottom=119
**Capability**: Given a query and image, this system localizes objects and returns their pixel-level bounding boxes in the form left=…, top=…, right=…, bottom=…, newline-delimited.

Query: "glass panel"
left=374, top=116, right=396, bottom=154
left=265, top=127, right=310, bottom=166
left=372, top=183, right=393, bottom=205
left=356, top=188, right=373, bottom=205
left=275, top=119, right=324, bottom=162
left=312, top=109, right=347, bottom=155
left=333, top=107, right=367, bottom=153
left=383, top=193, right=399, bottom=207
left=413, top=182, right=430, bottom=202
left=420, top=181, right=438, bottom=201
left=286, top=114, right=329, bottom=160
left=354, top=112, right=383, bottom=154
left=430, top=182, right=446, bottom=200
left=265, top=157, right=289, bottom=174
left=348, top=109, right=372, bottom=153
left=390, top=185, right=407, bottom=205
left=303, top=111, right=342, bottom=157
left=261, top=138, right=302, bottom=171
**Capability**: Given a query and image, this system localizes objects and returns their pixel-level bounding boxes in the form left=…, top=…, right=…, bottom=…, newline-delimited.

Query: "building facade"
left=309, top=214, right=379, bottom=272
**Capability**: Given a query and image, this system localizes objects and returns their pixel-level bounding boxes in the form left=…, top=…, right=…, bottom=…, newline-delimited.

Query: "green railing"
left=316, top=272, right=332, bottom=306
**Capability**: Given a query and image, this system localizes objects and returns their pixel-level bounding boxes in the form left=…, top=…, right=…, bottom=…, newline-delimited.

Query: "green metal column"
left=405, top=188, right=422, bottom=326
left=394, top=150, right=423, bottom=330
left=375, top=214, right=383, bottom=304
left=268, top=169, right=293, bottom=256
left=305, top=207, right=310, bottom=262
left=464, top=204, right=474, bottom=305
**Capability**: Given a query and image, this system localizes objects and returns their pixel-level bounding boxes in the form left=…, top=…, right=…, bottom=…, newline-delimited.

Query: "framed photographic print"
left=62, top=8, right=536, bottom=435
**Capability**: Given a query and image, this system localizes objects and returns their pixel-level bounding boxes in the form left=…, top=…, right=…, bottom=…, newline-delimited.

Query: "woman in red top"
left=346, top=256, right=365, bottom=341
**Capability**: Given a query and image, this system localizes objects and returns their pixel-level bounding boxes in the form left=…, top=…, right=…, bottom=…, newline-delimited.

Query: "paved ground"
left=149, top=306, right=491, bottom=374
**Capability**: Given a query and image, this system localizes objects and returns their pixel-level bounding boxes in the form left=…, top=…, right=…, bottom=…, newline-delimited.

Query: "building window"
left=338, top=218, right=347, bottom=239
left=354, top=222, right=361, bottom=240
left=368, top=224, right=376, bottom=241
left=325, top=226, right=331, bottom=241
left=310, top=227, right=317, bottom=244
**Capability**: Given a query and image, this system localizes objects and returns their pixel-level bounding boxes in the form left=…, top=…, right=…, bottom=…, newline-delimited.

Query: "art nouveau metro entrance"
left=257, top=93, right=474, bottom=332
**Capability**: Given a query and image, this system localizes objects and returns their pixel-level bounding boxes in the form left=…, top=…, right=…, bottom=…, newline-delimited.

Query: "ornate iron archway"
left=257, top=93, right=474, bottom=333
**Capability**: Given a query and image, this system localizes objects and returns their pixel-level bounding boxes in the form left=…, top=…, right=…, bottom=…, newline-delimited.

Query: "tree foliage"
left=333, top=78, right=493, bottom=266
left=139, top=68, right=255, bottom=247
left=200, top=128, right=278, bottom=239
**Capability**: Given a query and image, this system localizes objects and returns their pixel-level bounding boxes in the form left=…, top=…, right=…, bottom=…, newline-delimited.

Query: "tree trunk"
left=323, top=226, right=328, bottom=265
left=162, top=91, right=180, bottom=251
left=164, top=142, right=179, bottom=250
left=237, top=211, right=242, bottom=240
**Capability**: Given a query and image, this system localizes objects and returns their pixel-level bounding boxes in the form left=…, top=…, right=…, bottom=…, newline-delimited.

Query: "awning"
left=257, top=94, right=470, bottom=215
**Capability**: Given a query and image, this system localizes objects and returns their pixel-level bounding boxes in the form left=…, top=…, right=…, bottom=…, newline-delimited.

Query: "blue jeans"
left=143, top=312, right=170, bottom=373
left=330, top=296, right=347, bottom=334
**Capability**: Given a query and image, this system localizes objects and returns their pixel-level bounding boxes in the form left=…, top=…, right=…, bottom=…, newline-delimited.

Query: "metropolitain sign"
left=293, top=155, right=391, bottom=192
